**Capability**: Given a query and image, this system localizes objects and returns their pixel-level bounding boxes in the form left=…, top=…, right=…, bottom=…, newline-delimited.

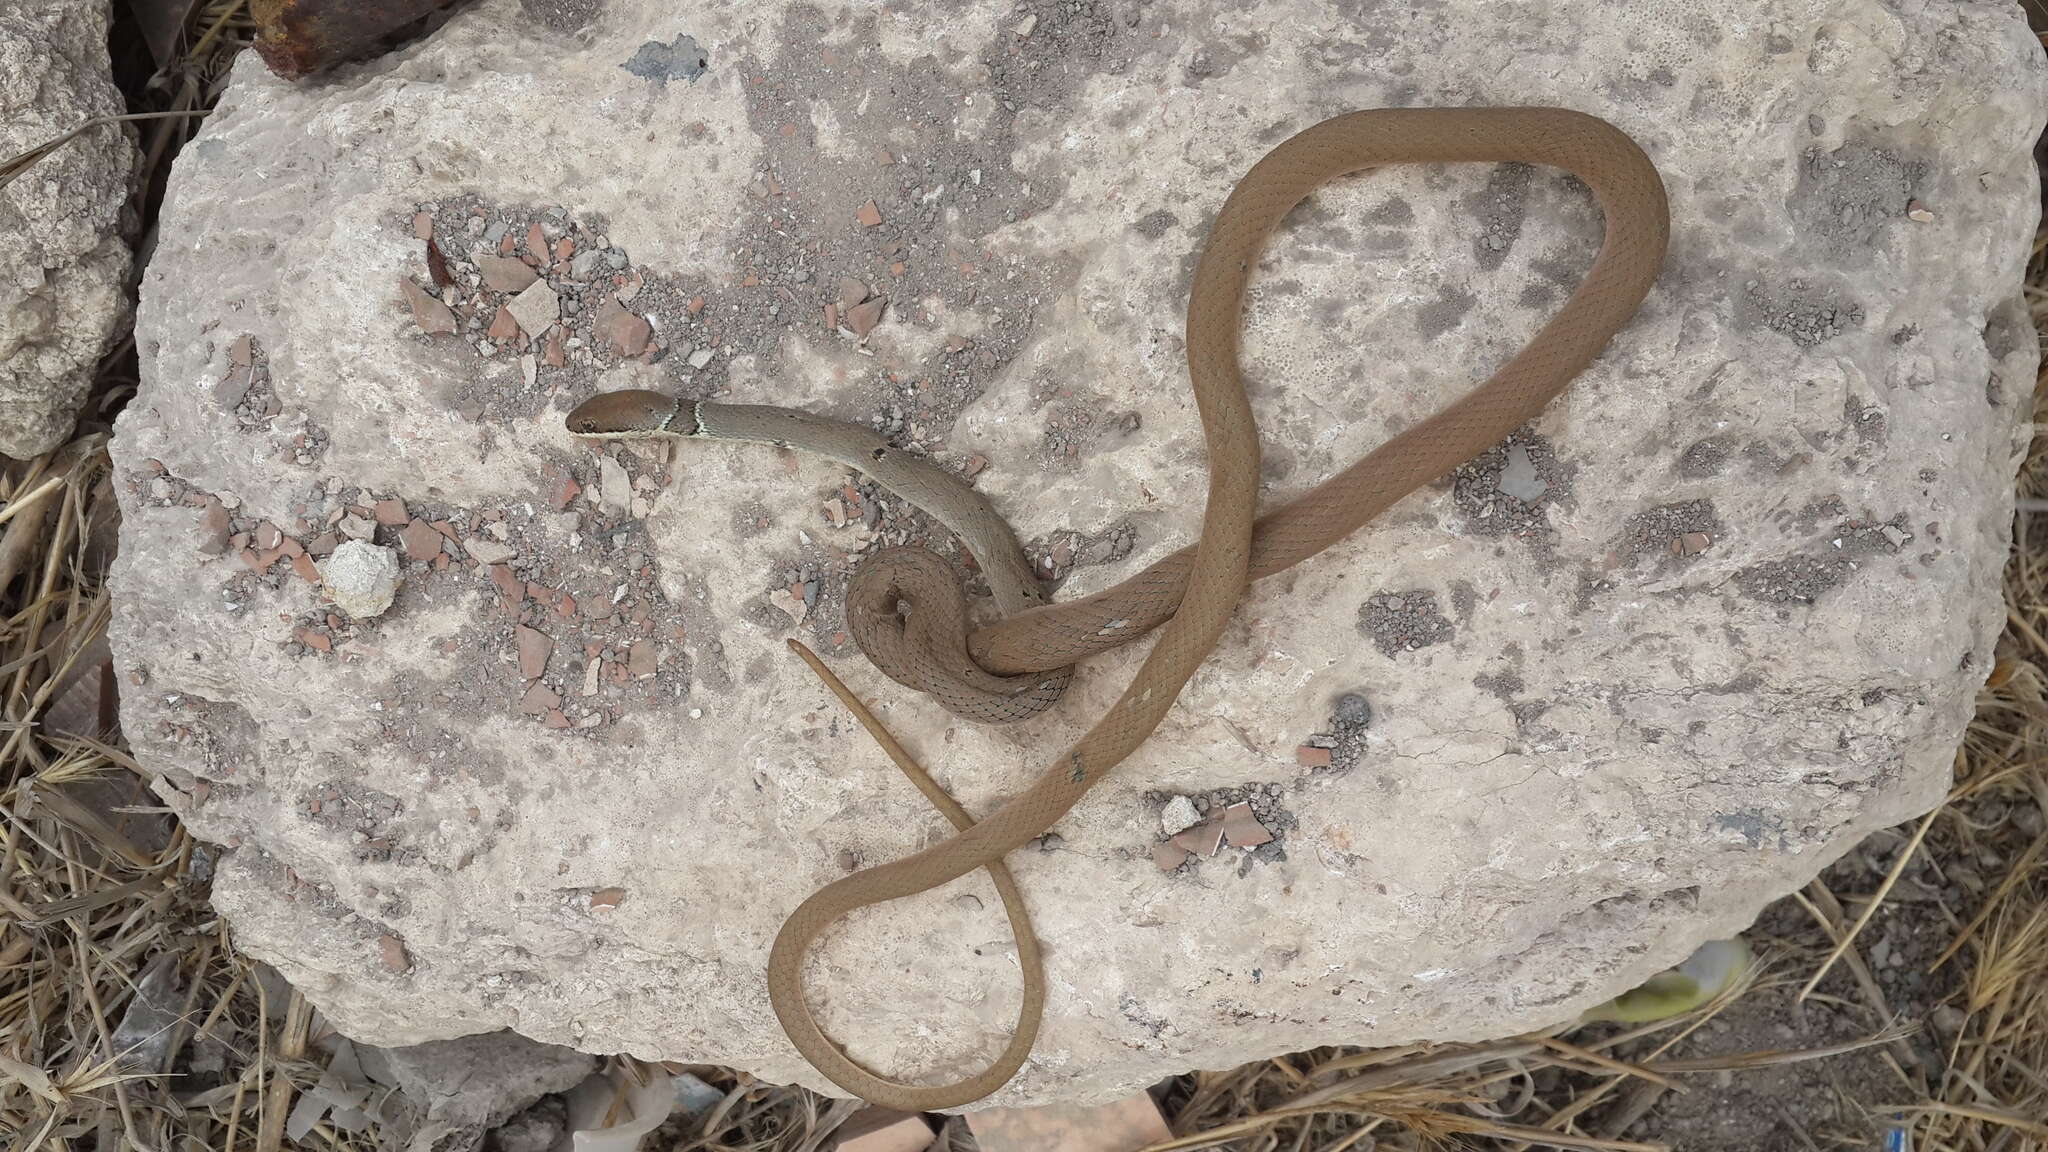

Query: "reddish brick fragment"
left=1152, top=842, right=1191, bottom=872
left=516, top=625, right=552, bottom=680
left=1221, top=802, right=1273, bottom=849
left=548, top=471, right=581, bottom=510
left=1172, top=816, right=1225, bottom=857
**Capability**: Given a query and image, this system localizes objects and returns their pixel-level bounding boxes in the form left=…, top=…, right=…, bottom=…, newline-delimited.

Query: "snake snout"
left=563, top=389, right=684, bottom=437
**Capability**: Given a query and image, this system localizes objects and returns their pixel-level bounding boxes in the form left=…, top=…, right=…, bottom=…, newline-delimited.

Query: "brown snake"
left=567, top=107, right=1669, bottom=1109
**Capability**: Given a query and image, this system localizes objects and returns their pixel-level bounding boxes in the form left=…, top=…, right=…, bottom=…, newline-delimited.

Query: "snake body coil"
left=567, top=107, right=1670, bottom=1110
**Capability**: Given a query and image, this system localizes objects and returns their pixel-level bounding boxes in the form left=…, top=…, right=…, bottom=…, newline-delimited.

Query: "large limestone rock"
left=108, top=0, right=2044, bottom=1107
left=1, top=0, right=138, bottom=458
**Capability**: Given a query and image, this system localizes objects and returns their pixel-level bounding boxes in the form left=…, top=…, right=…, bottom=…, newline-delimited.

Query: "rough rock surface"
left=109, top=0, right=2044, bottom=1107
left=0, top=0, right=138, bottom=458
left=375, top=1031, right=594, bottom=1152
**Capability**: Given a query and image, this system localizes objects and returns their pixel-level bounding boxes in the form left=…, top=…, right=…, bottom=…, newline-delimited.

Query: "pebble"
left=687, top=347, right=714, bottom=369
left=516, top=626, right=552, bottom=680
left=318, top=541, right=402, bottom=618
left=1160, top=795, right=1201, bottom=836
left=401, top=280, right=457, bottom=336
left=466, top=537, right=515, bottom=565
left=846, top=296, right=887, bottom=338
left=594, top=296, right=652, bottom=356
left=598, top=457, right=632, bottom=514
left=476, top=254, right=538, bottom=293
left=628, top=639, right=657, bottom=678
left=1931, top=1004, right=1965, bottom=1034
left=1497, top=444, right=1547, bottom=502
left=856, top=199, right=884, bottom=228
left=569, top=249, right=606, bottom=280
left=1152, top=842, right=1191, bottom=872
left=400, top=519, right=443, bottom=561
left=768, top=588, right=807, bottom=621
left=505, top=280, right=560, bottom=340
left=1173, top=817, right=1225, bottom=857
left=196, top=502, right=232, bottom=555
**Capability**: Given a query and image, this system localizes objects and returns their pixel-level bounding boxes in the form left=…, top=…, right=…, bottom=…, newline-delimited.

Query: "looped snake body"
left=566, top=107, right=1669, bottom=1110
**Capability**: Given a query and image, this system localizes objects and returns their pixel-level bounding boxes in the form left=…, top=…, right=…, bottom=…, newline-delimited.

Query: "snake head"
left=564, top=390, right=687, bottom=438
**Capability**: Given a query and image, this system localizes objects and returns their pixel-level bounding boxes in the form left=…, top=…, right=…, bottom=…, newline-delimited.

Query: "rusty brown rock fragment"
left=1221, top=802, right=1273, bottom=848
left=516, top=626, right=552, bottom=680
left=400, top=279, right=455, bottom=335
left=593, top=295, right=652, bottom=356
left=476, top=253, right=538, bottom=293
left=399, top=519, right=442, bottom=562
left=845, top=296, right=886, bottom=338
left=1171, top=816, right=1224, bottom=857
left=197, top=500, right=231, bottom=555
left=253, top=0, right=468, bottom=81
left=627, top=639, right=656, bottom=679
left=1151, top=842, right=1190, bottom=872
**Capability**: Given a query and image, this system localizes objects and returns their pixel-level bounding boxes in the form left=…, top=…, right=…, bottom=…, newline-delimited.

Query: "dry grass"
left=3, top=6, right=2046, bottom=1150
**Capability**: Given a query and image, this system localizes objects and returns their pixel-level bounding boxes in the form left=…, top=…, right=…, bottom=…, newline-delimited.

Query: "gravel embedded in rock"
left=1358, top=590, right=1455, bottom=656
